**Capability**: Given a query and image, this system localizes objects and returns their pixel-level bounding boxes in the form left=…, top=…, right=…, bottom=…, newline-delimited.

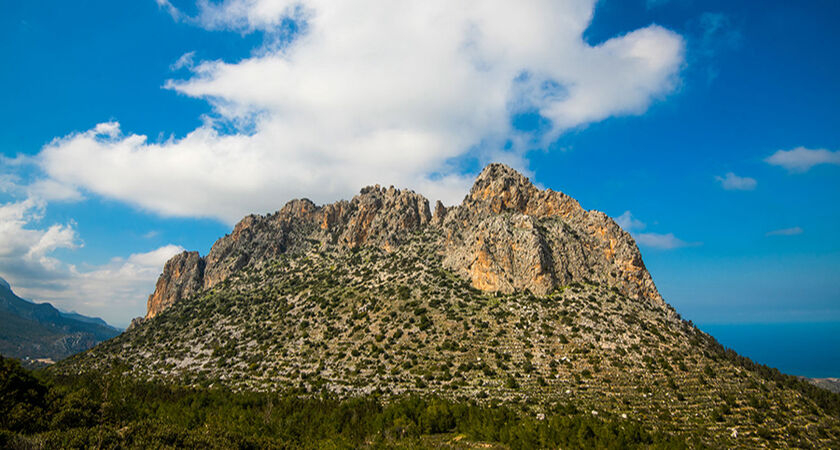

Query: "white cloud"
left=38, top=0, right=685, bottom=224
left=634, top=232, right=697, bottom=250
left=26, top=223, right=79, bottom=259
left=0, top=196, right=183, bottom=327
left=121, top=244, right=184, bottom=268
left=156, top=0, right=183, bottom=21
left=0, top=198, right=77, bottom=260
left=2, top=240, right=184, bottom=329
left=615, top=210, right=646, bottom=231
left=766, top=226, right=803, bottom=237
left=715, top=172, right=756, bottom=191
left=765, top=147, right=840, bottom=173
left=0, top=197, right=78, bottom=292
left=614, top=211, right=696, bottom=250
left=54, top=244, right=185, bottom=326
left=0, top=170, right=82, bottom=203
left=27, top=179, right=84, bottom=202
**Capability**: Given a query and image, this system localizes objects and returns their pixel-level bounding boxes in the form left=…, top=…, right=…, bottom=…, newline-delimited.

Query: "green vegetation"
left=2, top=356, right=691, bottom=448
left=48, top=232, right=840, bottom=446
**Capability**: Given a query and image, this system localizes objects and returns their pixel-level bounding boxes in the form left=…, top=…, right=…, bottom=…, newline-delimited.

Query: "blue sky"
left=1, top=0, right=838, bottom=375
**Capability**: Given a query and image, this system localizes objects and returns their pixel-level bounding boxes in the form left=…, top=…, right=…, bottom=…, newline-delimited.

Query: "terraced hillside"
left=57, top=164, right=840, bottom=447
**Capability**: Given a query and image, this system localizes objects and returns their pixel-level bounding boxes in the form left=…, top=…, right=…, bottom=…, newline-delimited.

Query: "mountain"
left=57, top=310, right=113, bottom=328
left=0, top=278, right=121, bottom=366
left=806, top=377, right=840, bottom=394
left=139, top=163, right=658, bottom=321
left=59, top=164, right=840, bottom=446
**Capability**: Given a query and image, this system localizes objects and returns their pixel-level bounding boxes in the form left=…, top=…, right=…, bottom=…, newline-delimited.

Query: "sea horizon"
left=699, top=321, right=840, bottom=379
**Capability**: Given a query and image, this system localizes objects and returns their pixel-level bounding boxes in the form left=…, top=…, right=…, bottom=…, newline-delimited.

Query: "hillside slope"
left=59, top=164, right=840, bottom=446
left=0, top=278, right=120, bottom=365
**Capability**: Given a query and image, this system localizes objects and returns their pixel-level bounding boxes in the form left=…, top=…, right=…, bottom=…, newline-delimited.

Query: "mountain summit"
left=63, top=164, right=840, bottom=446
left=144, top=163, right=658, bottom=321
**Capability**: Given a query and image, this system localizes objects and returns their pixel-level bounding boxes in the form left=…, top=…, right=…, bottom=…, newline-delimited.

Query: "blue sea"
left=698, top=322, right=840, bottom=379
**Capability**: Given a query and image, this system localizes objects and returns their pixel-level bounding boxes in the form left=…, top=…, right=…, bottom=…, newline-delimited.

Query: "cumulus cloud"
left=0, top=170, right=82, bottom=203
left=0, top=195, right=183, bottom=326
left=0, top=198, right=77, bottom=265
left=39, top=0, right=685, bottom=224
left=765, top=147, right=840, bottom=173
left=766, top=226, right=803, bottom=237
left=20, top=244, right=185, bottom=328
left=2, top=239, right=184, bottom=328
left=715, top=172, right=756, bottom=191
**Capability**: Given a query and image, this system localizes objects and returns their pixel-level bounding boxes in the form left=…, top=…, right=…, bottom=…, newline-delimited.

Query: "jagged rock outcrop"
left=439, top=164, right=659, bottom=302
left=317, top=185, right=432, bottom=250
left=144, top=163, right=660, bottom=319
left=146, top=251, right=205, bottom=319
left=144, top=186, right=432, bottom=319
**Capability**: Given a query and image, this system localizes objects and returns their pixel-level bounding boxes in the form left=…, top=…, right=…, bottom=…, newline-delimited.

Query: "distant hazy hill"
left=60, top=164, right=840, bottom=446
left=805, top=377, right=840, bottom=394
left=0, top=277, right=120, bottom=366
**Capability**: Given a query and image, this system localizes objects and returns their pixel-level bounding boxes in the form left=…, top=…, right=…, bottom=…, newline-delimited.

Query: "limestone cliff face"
left=144, top=163, right=660, bottom=319
left=143, top=186, right=431, bottom=319
left=317, top=185, right=431, bottom=250
left=145, top=251, right=205, bottom=319
left=439, top=164, right=659, bottom=302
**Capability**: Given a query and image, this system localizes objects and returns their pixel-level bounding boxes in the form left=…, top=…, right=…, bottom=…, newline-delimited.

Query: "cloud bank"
left=41, top=0, right=685, bottom=224
left=0, top=189, right=183, bottom=326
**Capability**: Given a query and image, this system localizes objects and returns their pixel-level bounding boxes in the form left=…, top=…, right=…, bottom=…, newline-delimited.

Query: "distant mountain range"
left=0, top=277, right=121, bottom=367
left=804, top=377, right=840, bottom=394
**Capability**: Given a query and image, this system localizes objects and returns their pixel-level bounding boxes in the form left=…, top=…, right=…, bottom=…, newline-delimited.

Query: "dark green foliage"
left=0, top=357, right=50, bottom=433
left=0, top=356, right=688, bottom=448
left=43, top=236, right=840, bottom=446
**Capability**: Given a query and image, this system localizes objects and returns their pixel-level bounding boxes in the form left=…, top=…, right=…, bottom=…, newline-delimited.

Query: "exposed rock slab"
left=146, top=251, right=205, bottom=319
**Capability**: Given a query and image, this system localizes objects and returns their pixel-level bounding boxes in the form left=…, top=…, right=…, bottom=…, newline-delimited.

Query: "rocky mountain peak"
left=456, top=163, right=582, bottom=220
left=467, top=163, right=538, bottom=213
left=143, top=163, right=661, bottom=320
left=319, top=184, right=431, bottom=248
left=277, top=198, right=318, bottom=220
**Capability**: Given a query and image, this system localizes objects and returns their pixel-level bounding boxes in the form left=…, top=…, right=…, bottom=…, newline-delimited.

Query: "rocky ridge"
left=62, top=163, right=840, bottom=446
left=143, top=163, right=659, bottom=320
